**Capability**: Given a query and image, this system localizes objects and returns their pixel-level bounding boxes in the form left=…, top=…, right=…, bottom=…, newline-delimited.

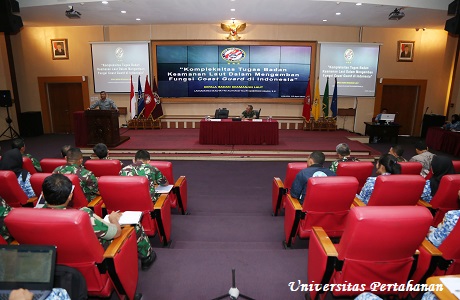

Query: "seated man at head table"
left=119, top=149, right=169, bottom=202
left=40, top=173, right=156, bottom=270
left=241, top=104, right=256, bottom=119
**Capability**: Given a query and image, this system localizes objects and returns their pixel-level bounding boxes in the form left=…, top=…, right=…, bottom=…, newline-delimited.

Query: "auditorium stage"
left=92, top=128, right=381, bottom=161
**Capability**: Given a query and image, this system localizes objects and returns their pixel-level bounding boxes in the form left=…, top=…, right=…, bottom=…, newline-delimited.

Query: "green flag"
left=322, top=77, right=329, bottom=117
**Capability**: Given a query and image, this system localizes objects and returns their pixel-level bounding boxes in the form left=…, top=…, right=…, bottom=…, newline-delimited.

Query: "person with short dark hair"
left=443, top=114, right=460, bottom=131
left=41, top=174, right=155, bottom=270
left=241, top=105, right=256, bottom=119
left=11, top=138, right=42, bottom=172
left=329, top=143, right=359, bottom=172
left=374, top=108, right=388, bottom=122
left=88, top=91, right=118, bottom=111
left=356, top=154, right=402, bottom=205
left=60, top=145, right=71, bottom=158
left=119, top=150, right=168, bottom=202
left=388, top=144, right=407, bottom=162
left=410, top=140, right=434, bottom=177
left=93, top=143, right=109, bottom=159
left=290, top=151, right=336, bottom=204
left=0, top=148, right=35, bottom=198
left=52, top=147, right=99, bottom=201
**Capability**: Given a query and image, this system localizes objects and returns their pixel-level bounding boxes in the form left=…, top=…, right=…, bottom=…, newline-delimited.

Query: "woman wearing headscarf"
left=0, top=148, right=35, bottom=198
left=356, top=153, right=401, bottom=204
left=420, top=155, right=456, bottom=202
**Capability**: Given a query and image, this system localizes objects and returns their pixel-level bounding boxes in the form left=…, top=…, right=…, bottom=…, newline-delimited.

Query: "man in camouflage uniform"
left=41, top=174, right=155, bottom=270
left=119, top=150, right=168, bottom=202
left=11, top=138, right=42, bottom=172
left=53, top=147, right=99, bottom=202
left=0, top=197, right=13, bottom=243
left=241, top=104, right=256, bottom=119
left=329, top=143, right=359, bottom=173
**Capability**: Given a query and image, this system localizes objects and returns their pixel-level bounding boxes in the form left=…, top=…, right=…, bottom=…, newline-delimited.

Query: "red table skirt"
left=426, top=127, right=460, bottom=157
left=199, top=119, right=279, bottom=145
left=73, top=111, right=87, bottom=147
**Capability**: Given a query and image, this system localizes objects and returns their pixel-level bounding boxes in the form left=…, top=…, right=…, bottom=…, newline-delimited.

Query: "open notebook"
left=103, top=211, right=143, bottom=225
left=0, top=245, right=57, bottom=300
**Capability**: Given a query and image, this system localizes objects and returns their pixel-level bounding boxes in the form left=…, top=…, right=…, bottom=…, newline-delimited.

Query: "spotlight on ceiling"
left=388, top=8, right=405, bottom=20
left=65, top=5, right=81, bottom=19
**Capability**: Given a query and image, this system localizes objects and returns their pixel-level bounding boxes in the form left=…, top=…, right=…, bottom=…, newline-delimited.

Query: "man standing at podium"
left=88, top=91, right=118, bottom=111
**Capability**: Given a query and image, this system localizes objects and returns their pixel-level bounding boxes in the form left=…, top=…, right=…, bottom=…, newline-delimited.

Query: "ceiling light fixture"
left=231, top=8, right=235, bottom=11
left=336, top=12, right=341, bottom=15
left=356, top=2, right=362, bottom=5
left=388, top=8, right=405, bottom=20
left=121, top=10, right=126, bottom=14
left=136, top=18, right=141, bottom=21
left=102, top=1, right=108, bottom=4
left=65, top=5, right=81, bottom=19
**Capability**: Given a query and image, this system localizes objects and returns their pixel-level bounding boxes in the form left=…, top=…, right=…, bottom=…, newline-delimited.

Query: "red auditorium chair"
left=399, top=161, right=423, bottom=175
left=84, top=159, right=122, bottom=177
left=354, top=174, right=426, bottom=206
left=0, top=170, right=36, bottom=207
left=307, top=206, right=436, bottom=299
left=22, top=156, right=37, bottom=175
left=283, top=176, right=358, bottom=248
left=418, top=174, right=460, bottom=226
left=98, top=176, right=172, bottom=247
left=149, top=160, right=188, bottom=215
left=39, top=158, right=67, bottom=173
left=336, top=161, right=374, bottom=192
left=272, top=162, right=308, bottom=216
left=5, top=208, right=139, bottom=299
left=453, top=160, right=460, bottom=173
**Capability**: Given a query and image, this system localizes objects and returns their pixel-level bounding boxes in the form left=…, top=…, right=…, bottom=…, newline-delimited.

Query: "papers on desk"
left=104, top=211, right=143, bottom=225
left=155, top=184, right=173, bottom=194
left=252, top=119, right=263, bottom=122
left=440, top=277, right=460, bottom=299
left=210, top=118, right=222, bottom=122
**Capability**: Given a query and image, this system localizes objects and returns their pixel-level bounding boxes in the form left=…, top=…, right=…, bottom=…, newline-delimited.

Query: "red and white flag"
left=129, top=75, right=136, bottom=119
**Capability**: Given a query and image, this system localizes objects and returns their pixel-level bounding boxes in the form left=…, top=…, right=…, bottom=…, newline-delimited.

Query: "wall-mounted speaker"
left=0, top=0, right=23, bottom=34
left=0, top=90, right=12, bottom=107
left=445, top=15, right=460, bottom=34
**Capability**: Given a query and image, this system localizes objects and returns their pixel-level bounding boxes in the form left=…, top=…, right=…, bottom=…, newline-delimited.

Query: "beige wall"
left=0, top=23, right=457, bottom=138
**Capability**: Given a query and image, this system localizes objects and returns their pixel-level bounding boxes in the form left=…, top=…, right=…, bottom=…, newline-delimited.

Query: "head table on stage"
left=199, top=118, right=279, bottom=145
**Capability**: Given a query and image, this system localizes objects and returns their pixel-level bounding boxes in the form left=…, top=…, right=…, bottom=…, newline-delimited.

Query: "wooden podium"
left=84, top=110, right=129, bottom=147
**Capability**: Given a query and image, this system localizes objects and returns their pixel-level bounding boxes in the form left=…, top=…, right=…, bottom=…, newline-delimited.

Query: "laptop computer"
left=0, top=245, right=57, bottom=300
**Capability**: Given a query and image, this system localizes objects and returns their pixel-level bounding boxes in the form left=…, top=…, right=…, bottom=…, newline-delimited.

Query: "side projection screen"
left=156, top=45, right=312, bottom=98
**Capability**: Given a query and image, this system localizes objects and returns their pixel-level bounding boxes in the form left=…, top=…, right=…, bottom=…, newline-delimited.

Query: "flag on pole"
left=137, top=76, right=145, bottom=117
left=331, top=78, right=338, bottom=118
left=311, top=78, right=321, bottom=120
left=322, top=77, right=329, bottom=117
left=151, top=76, right=164, bottom=119
left=143, top=75, right=155, bottom=118
left=129, top=75, right=136, bottom=119
left=302, top=79, right=311, bottom=121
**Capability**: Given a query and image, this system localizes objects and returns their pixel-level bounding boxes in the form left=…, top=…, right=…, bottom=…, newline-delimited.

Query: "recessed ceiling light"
left=336, top=12, right=341, bottom=15
left=121, top=10, right=126, bottom=13
left=231, top=17, right=235, bottom=20
left=231, top=8, right=235, bottom=12
left=356, top=3, right=362, bottom=5
left=323, top=19, right=327, bottom=22
left=102, top=1, right=108, bottom=4
left=136, top=18, right=141, bottom=21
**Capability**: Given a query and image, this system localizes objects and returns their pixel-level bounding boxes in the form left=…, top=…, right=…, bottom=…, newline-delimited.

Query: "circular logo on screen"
left=145, top=94, right=152, bottom=104
left=221, top=47, right=246, bottom=62
left=153, top=92, right=161, bottom=104
left=344, top=49, right=354, bottom=62
left=115, top=47, right=124, bottom=59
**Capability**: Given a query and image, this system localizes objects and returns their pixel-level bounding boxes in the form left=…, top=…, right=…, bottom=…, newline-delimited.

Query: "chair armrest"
left=286, top=194, right=302, bottom=210
left=353, top=196, right=366, bottom=207
left=103, top=226, right=135, bottom=258
left=273, top=177, right=285, bottom=189
left=312, top=226, right=338, bottom=257
left=27, top=197, right=38, bottom=205
left=417, top=199, right=432, bottom=208
left=88, top=196, right=103, bottom=208
left=419, top=239, right=442, bottom=257
left=154, top=194, right=168, bottom=209
left=174, top=176, right=186, bottom=187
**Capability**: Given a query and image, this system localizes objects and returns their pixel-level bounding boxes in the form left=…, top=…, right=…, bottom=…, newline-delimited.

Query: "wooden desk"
left=364, top=122, right=401, bottom=144
left=427, top=275, right=460, bottom=300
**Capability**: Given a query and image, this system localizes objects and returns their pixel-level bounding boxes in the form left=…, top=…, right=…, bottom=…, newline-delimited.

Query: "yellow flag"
left=311, top=78, right=321, bottom=120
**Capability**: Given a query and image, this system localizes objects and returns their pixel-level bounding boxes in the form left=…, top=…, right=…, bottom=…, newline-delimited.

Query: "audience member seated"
left=11, top=138, right=42, bottom=172
left=421, top=155, right=456, bottom=203
left=119, top=150, right=168, bottom=202
left=329, top=143, right=359, bottom=173
left=52, top=147, right=99, bottom=202
left=41, top=174, right=155, bottom=270
left=389, top=144, right=407, bottom=162
left=241, top=104, right=256, bottom=119
left=8, top=288, right=70, bottom=300
left=443, top=113, right=460, bottom=131
left=356, top=154, right=401, bottom=205
left=410, top=140, right=435, bottom=178
left=427, top=208, right=460, bottom=248
left=0, top=148, right=35, bottom=198
left=60, top=144, right=71, bottom=158
left=0, top=197, right=12, bottom=243
left=290, top=151, right=335, bottom=204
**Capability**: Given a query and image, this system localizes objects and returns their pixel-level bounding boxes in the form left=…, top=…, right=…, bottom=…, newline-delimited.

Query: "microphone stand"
left=212, top=269, right=254, bottom=300
left=0, top=105, right=20, bottom=140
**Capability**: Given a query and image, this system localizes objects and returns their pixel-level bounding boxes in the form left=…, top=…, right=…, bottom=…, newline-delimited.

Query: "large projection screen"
left=319, top=43, right=380, bottom=97
left=154, top=42, right=314, bottom=99
left=91, top=42, right=151, bottom=93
